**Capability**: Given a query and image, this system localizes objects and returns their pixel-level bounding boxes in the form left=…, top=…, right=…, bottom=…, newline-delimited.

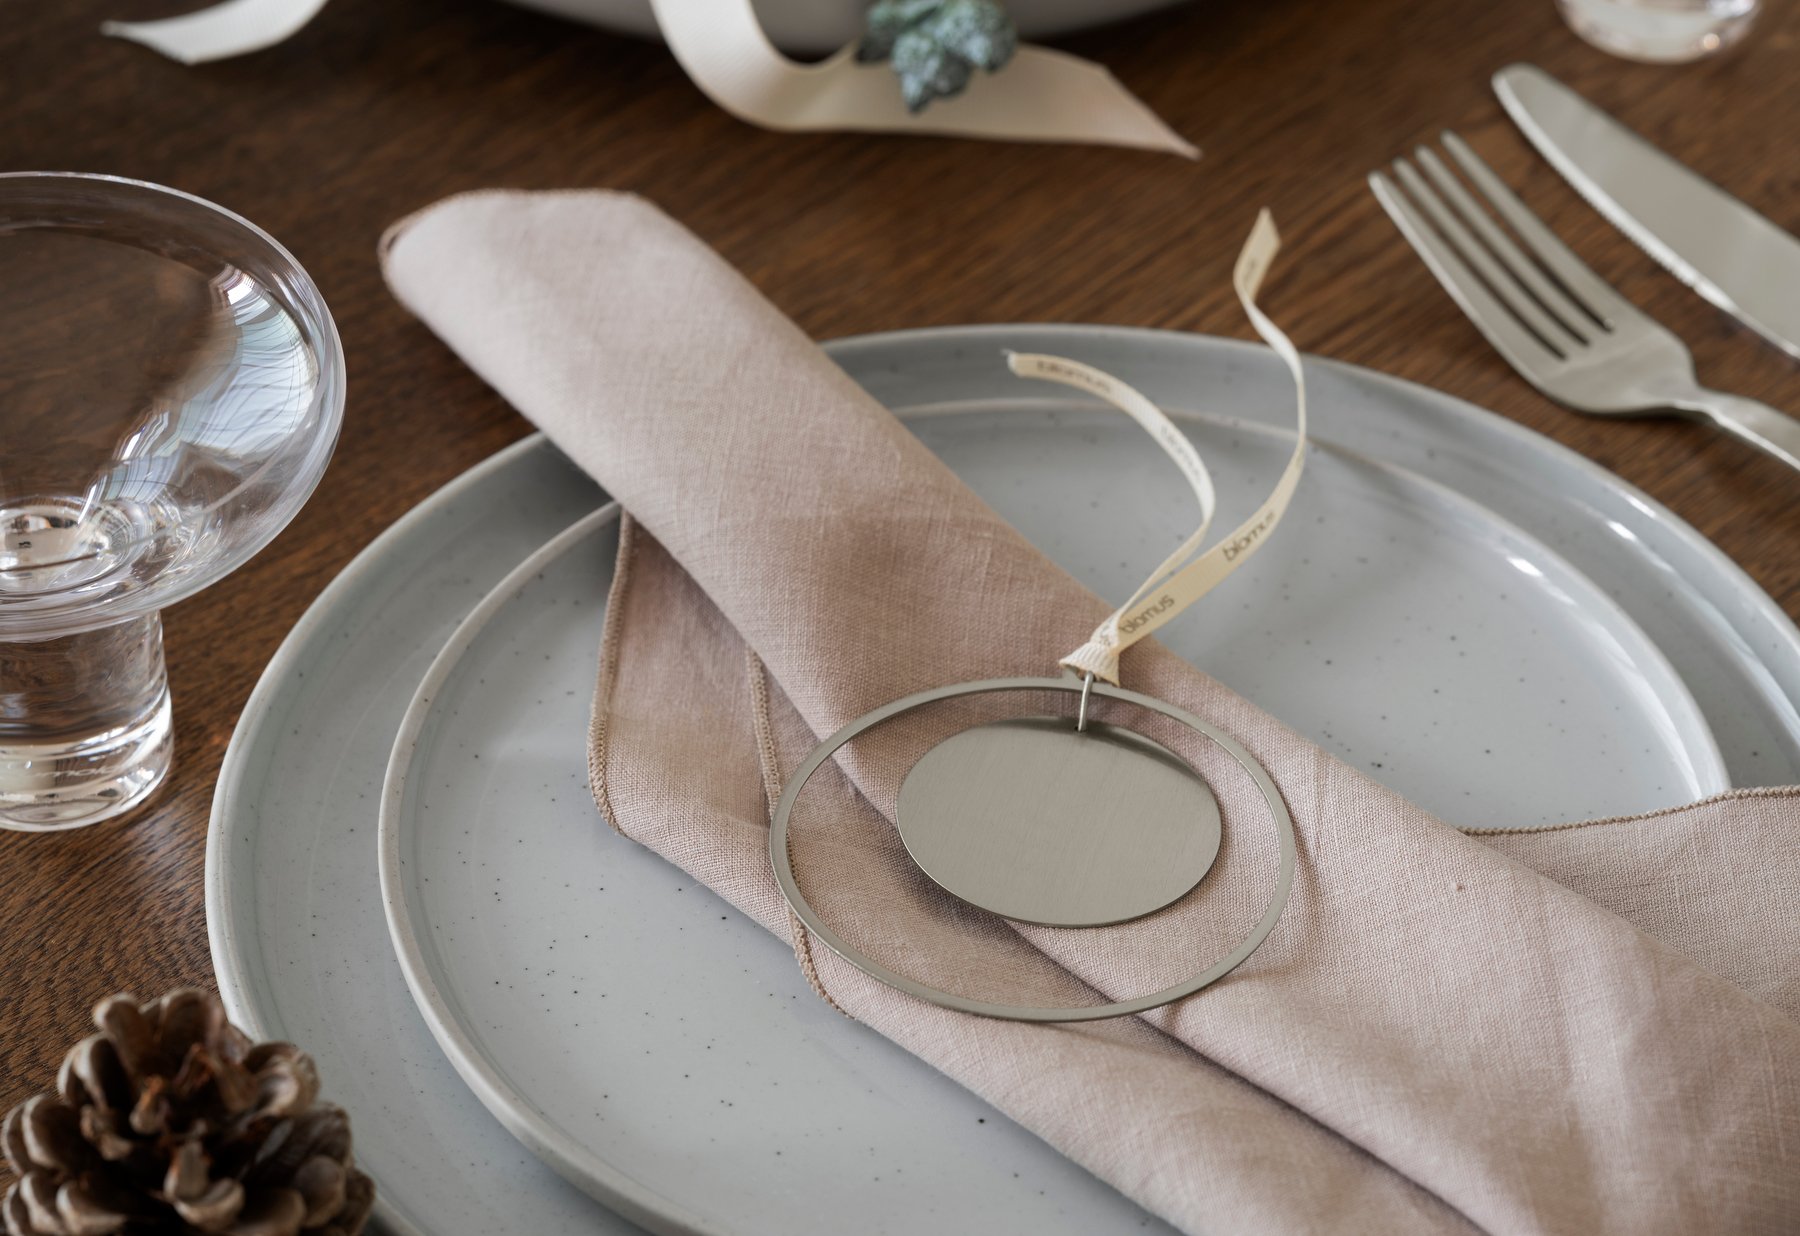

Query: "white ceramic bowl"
left=500, top=0, right=1194, bottom=53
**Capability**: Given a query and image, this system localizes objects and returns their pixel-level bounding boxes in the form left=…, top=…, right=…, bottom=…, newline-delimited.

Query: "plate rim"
left=375, top=503, right=696, bottom=1233
left=206, top=432, right=566, bottom=1236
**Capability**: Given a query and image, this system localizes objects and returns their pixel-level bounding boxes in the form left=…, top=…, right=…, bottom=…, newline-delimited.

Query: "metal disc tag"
left=767, top=226, right=1306, bottom=1020
left=896, top=717, right=1222, bottom=927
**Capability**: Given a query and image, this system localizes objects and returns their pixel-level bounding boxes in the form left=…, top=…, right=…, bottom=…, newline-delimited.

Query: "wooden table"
left=3, top=0, right=1796, bottom=1137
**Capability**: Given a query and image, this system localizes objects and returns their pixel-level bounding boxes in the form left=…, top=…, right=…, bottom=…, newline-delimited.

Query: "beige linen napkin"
left=382, top=189, right=1800, bottom=1235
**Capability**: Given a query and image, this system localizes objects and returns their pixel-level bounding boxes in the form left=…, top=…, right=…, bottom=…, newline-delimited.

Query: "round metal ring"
left=768, top=676, right=1296, bottom=1022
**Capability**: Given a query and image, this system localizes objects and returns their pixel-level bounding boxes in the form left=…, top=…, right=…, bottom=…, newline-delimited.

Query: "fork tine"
left=1414, top=146, right=1590, bottom=346
left=1440, top=132, right=1629, bottom=330
left=1390, top=158, right=1574, bottom=359
left=1369, top=169, right=1560, bottom=382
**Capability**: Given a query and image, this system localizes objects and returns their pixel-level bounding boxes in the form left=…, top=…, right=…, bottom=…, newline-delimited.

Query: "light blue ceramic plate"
left=213, top=328, right=1800, bottom=1236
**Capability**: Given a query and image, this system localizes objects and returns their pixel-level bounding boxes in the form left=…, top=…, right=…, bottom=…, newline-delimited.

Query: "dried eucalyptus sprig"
left=1, top=990, right=372, bottom=1236
left=858, top=0, right=1019, bottom=113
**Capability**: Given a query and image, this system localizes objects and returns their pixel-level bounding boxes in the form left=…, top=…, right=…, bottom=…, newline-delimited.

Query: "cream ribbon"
left=102, top=0, right=329, bottom=62
left=102, top=0, right=1195, bottom=157
left=1010, top=210, right=1306, bottom=685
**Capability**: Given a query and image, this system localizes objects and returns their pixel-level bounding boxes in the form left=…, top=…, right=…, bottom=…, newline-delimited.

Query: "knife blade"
left=1494, top=63, right=1800, bottom=362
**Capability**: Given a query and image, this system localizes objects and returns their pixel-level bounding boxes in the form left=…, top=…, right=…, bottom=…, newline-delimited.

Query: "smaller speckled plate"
left=379, top=330, right=1798, bottom=1236
left=380, top=507, right=1179, bottom=1236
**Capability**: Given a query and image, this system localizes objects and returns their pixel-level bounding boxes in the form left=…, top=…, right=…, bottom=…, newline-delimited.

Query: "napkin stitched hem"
left=1468, top=785, right=1800, bottom=836
left=748, top=643, right=852, bottom=1017
left=587, top=510, right=640, bottom=841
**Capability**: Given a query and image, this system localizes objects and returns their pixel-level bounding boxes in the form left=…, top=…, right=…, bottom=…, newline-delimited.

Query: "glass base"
left=0, top=612, right=173, bottom=831
left=1557, top=0, right=1759, bottom=62
left=0, top=687, right=171, bottom=830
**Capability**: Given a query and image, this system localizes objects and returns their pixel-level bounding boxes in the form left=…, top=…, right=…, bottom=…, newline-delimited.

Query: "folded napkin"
left=382, top=190, right=1800, bottom=1235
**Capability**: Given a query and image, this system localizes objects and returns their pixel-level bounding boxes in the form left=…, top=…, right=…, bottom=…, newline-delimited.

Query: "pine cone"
left=1, top=990, right=373, bottom=1236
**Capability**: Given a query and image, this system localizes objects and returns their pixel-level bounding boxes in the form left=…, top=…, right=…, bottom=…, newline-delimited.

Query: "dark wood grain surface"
left=3, top=0, right=1796, bottom=1149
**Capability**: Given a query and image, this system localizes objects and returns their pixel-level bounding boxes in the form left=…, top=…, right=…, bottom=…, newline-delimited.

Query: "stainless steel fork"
left=1370, top=132, right=1800, bottom=473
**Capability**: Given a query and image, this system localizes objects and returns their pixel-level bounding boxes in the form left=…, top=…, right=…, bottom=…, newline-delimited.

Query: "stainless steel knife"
left=1495, top=62, right=1800, bottom=362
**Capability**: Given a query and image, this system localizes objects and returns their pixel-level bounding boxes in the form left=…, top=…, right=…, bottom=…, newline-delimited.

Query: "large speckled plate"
left=213, top=327, right=1800, bottom=1236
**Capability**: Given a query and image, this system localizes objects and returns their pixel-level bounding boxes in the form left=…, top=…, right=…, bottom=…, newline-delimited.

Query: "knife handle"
left=1682, top=390, right=1800, bottom=474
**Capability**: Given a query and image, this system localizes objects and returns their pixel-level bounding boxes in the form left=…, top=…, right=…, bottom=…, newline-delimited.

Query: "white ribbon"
left=1010, top=210, right=1306, bottom=684
left=102, top=0, right=1196, bottom=157
left=103, top=0, right=329, bottom=63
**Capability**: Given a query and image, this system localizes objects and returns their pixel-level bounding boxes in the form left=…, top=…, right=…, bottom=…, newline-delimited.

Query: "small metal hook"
left=1076, top=671, right=1095, bottom=733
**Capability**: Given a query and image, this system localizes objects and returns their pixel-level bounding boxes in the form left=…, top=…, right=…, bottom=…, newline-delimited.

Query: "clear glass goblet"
left=0, top=173, right=344, bottom=830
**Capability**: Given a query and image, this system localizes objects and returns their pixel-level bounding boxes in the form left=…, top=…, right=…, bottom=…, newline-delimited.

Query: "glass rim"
left=0, top=171, right=347, bottom=638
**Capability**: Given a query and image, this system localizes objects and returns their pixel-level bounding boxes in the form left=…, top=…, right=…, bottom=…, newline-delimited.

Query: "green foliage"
left=858, top=0, right=1019, bottom=113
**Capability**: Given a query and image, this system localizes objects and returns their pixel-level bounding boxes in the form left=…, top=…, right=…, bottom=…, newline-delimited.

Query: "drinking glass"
left=1557, top=0, right=1760, bottom=61
left=0, top=173, right=344, bottom=830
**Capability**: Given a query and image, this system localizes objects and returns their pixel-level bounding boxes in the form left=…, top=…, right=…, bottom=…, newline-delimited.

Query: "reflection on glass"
left=1557, top=0, right=1759, bottom=62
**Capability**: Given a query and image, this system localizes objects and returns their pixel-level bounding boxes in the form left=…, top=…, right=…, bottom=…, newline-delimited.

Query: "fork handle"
left=1676, top=390, right=1800, bottom=473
